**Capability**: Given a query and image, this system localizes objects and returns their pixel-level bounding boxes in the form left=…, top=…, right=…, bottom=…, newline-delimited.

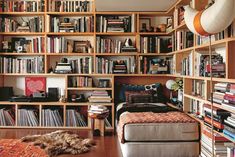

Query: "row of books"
left=0, top=0, right=44, bottom=12
left=96, top=15, right=134, bottom=33
left=195, top=53, right=225, bottom=78
left=50, top=16, right=94, bottom=33
left=66, top=109, right=87, bottom=127
left=65, top=57, right=93, bottom=74
left=175, top=30, right=194, bottom=51
left=223, top=114, right=235, bottom=141
left=173, top=5, right=185, bottom=28
left=227, top=145, right=235, bottom=157
left=192, top=80, right=205, bottom=99
left=0, top=56, right=44, bottom=74
left=140, top=36, right=173, bottom=53
left=189, top=99, right=204, bottom=118
left=197, top=22, right=235, bottom=45
left=0, top=108, right=15, bottom=126
left=88, top=91, right=112, bottom=103
left=140, top=56, right=172, bottom=74
left=181, top=52, right=193, bottom=76
left=41, top=108, right=63, bottom=127
left=96, top=57, right=135, bottom=74
left=17, top=108, right=39, bottom=126
left=0, top=37, right=45, bottom=54
left=0, top=17, right=43, bottom=32
left=96, top=37, right=137, bottom=53
left=47, top=37, right=93, bottom=53
left=49, top=0, right=92, bottom=12
left=68, top=76, right=93, bottom=87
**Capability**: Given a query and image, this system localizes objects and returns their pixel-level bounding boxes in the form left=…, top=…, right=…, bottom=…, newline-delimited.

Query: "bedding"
left=118, top=111, right=198, bottom=143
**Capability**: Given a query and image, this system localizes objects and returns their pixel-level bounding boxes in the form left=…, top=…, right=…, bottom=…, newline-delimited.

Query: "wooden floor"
left=0, top=129, right=123, bottom=157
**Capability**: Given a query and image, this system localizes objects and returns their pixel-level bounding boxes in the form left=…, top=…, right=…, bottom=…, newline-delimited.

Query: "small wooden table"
left=88, top=111, right=109, bottom=136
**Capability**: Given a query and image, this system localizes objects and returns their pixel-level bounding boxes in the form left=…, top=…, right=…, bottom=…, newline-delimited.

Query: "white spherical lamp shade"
left=166, top=80, right=176, bottom=90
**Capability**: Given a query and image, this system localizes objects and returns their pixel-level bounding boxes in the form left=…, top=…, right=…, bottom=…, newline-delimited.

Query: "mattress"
left=119, top=140, right=200, bottom=157
left=124, top=122, right=199, bottom=142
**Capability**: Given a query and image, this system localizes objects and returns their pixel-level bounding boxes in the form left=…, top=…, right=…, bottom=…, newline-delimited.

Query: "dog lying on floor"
left=21, top=130, right=95, bottom=157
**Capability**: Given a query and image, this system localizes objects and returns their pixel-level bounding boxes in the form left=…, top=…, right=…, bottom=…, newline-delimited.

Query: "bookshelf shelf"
left=96, top=33, right=136, bottom=36
left=95, top=53, right=138, bottom=56
left=67, top=87, right=113, bottom=91
left=0, top=53, right=45, bottom=56
left=46, top=32, right=94, bottom=36
left=138, top=53, right=171, bottom=56
left=0, top=33, right=45, bottom=36
left=184, top=94, right=206, bottom=103
left=46, top=53, right=94, bottom=56
left=46, top=12, right=94, bottom=16
left=139, top=32, right=168, bottom=36
left=0, top=12, right=45, bottom=16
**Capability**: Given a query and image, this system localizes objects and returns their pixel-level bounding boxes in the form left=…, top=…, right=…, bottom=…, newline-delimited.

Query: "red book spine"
left=204, top=116, right=224, bottom=129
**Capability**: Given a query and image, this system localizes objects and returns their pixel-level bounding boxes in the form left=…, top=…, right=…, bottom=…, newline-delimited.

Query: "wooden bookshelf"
left=0, top=1, right=235, bottom=149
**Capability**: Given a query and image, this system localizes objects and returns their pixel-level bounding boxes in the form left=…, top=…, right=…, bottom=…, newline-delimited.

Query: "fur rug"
left=21, top=130, right=95, bottom=157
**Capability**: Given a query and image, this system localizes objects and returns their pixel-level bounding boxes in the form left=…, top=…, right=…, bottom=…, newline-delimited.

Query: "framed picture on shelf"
left=139, top=18, right=151, bottom=32
left=25, top=77, right=46, bottom=97
left=166, top=18, right=173, bottom=27
left=73, top=40, right=90, bottom=53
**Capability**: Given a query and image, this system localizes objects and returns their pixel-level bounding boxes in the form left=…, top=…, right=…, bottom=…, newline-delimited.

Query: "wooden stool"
left=88, top=112, right=109, bottom=136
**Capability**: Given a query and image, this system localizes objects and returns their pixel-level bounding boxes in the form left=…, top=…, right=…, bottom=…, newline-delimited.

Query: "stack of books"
left=66, top=109, right=87, bottom=127
left=223, top=113, right=235, bottom=141
left=212, top=83, right=229, bottom=104
left=97, top=15, right=134, bottom=32
left=201, top=127, right=228, bottom=157
left=18, top=108, right=39, bottom=126
left=0, top=108, right=15, bottom=126
left=203, top=104, right=230, bottom=132
left=88, top=105, right=109, bottom=114
left=41, top=108, right=63, bottom=127
left=113, top=60, right=127, bottom=74
left=222, top=87, right=235, bottom=111
left=50, top=16, right=93, bottom=32
left=88, top=91, right=112, bottom=103
left=225, top=143, right=235, bottom=156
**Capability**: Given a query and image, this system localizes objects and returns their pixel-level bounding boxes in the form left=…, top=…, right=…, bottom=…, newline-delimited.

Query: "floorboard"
left=0, top=129, right=123, bottom=157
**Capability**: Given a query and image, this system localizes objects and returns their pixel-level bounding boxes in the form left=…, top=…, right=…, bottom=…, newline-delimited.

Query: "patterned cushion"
left=125, top=90, right=153, bottom=104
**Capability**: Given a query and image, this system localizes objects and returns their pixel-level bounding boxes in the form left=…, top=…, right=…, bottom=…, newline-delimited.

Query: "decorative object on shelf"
left=157, top=24, right=166, bottom=32
left=98, top=79, right=110, bottom=88
left=73, top=40, right=93, bottom=53
left=166, top=80, right=176, bottom=100
left=25, top=77, right=46, bottom=97
left=139, top=18, right=151, bottom=32
left=184, top=0, right=235, bottom=36
left=1, top=41, right=11, bottom=52
left=59, top=88, right=66, bottom=103
left=70, top=94, right=85, bottom=102
left=171, top=78, right=183, bottom=102
left=55, top=58, right=72, bottom=74
left=121, top=38, right=137, bottom=52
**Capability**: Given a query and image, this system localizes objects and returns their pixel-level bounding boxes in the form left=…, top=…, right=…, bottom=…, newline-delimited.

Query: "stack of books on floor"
left=66, top=109, right=87, bottom=127
left=203, top=104, right=230, bottom=132
left=0, top=108, right=15, bottom=126
left=201, top=127, right=228, bottom=157
left=17, top=108, right=39, bottom=126
left=88, top=105, right=109, bottom=114
left=88, top=91, right=112, bottom=103
left=223, top=113, right=235, bottom=141
left=41, top=108, right=63, bottom=127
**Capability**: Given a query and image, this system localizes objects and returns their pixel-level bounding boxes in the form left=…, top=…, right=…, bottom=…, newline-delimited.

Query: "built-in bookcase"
left=0, top=1, right=235, bottom=153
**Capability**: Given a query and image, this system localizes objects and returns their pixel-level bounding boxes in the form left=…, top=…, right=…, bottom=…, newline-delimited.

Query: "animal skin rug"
left=21, top=130, right=95, bottom=157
